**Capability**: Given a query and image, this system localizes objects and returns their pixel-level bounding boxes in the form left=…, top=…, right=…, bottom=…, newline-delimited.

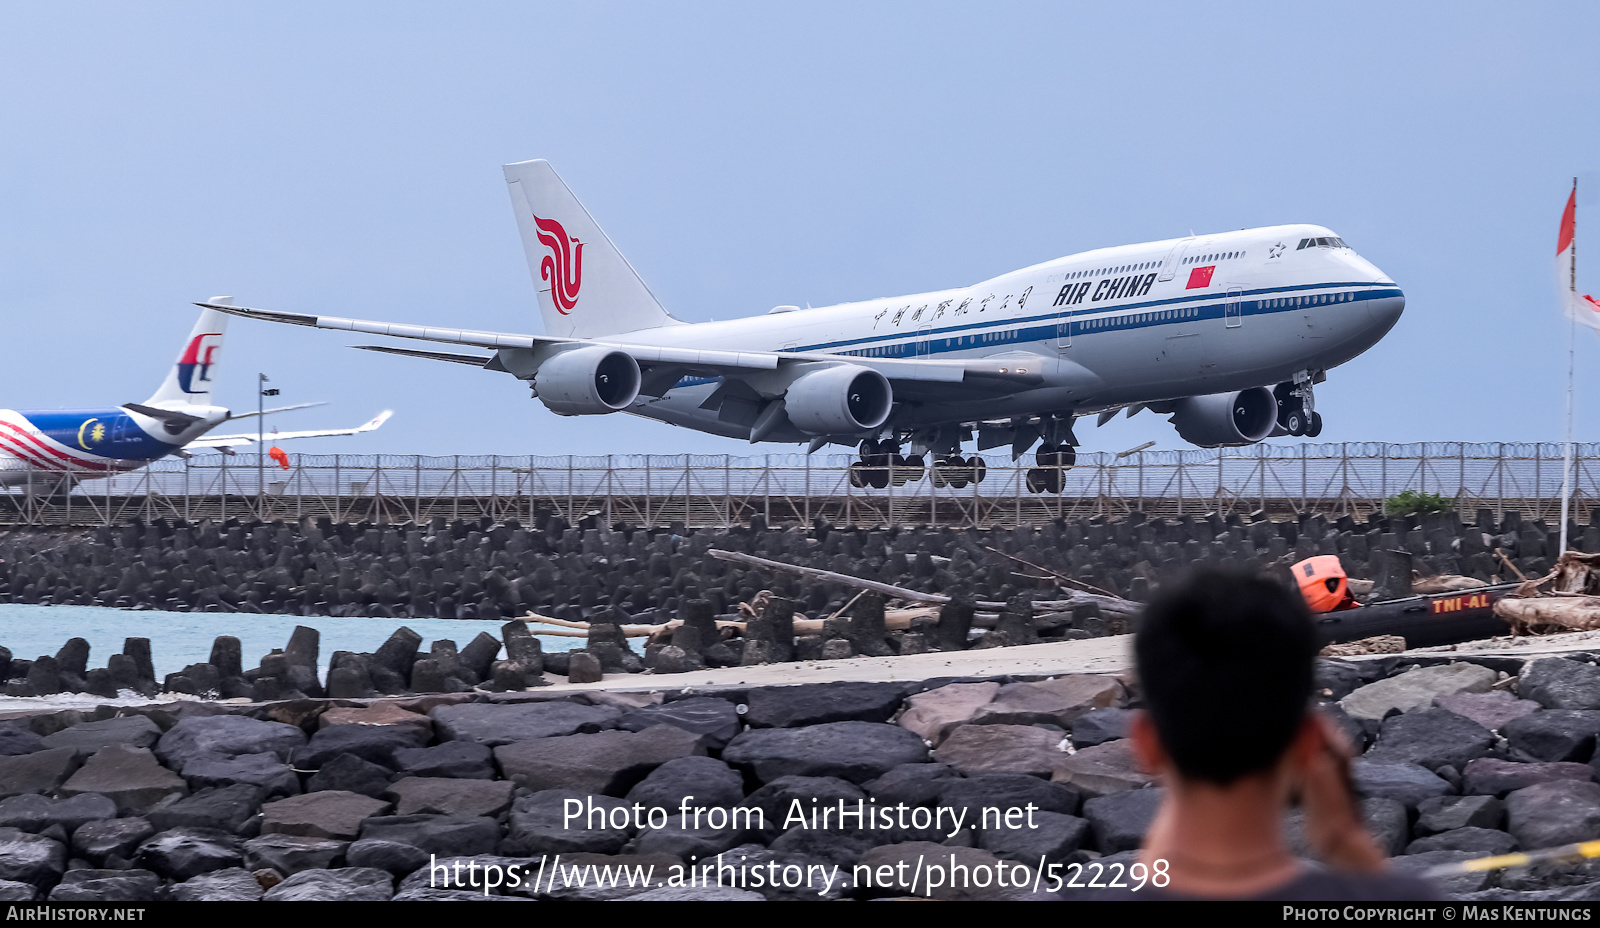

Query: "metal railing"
left=3, top=442, right=1597, bottom=529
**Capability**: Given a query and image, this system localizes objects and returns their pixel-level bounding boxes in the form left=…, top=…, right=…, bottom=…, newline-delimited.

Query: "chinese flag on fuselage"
left=1185, top=265, right=1216, bottom=289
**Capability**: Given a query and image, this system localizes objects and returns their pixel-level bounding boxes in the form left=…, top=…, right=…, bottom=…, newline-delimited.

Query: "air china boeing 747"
left=202, top=160, right=1404, bottom=494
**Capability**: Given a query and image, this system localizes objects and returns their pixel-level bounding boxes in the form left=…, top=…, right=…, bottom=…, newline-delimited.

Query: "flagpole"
left=1561, top=177, right=1577, bottom=554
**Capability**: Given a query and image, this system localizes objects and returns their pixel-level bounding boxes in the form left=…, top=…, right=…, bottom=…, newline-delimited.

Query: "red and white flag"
left=1558, top=186, right=1600, bottom=332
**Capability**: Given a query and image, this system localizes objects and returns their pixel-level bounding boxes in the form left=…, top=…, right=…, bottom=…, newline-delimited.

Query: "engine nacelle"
left=534, top=346, right=642, bottom=416
left=1168, top=387, right=1277, bottom=447
left=783, top=364, right=893, bottom=434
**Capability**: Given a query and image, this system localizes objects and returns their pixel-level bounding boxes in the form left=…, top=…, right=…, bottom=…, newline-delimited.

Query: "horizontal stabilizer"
left=122, top=403, right=203, bottom=429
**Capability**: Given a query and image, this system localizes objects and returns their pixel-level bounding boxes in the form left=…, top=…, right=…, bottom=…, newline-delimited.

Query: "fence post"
left=804, top=454, right=811, bottom=525
left=1497, top=444, right=1504, bottom=523
left=764, top=454, right=771, bottom=526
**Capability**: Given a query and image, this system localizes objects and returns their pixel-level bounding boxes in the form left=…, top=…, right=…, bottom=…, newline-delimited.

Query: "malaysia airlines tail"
left=504, top=159, right=679, bottom=339
left=143, top=297, right=231, bottom=407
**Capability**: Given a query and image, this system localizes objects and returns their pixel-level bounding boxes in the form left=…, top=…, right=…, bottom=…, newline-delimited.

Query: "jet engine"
left=783, top=364, right=893, bottom=434
left=534, top=346, right=642, bottom=416
left=1167, top=387, right=1277, bottom=447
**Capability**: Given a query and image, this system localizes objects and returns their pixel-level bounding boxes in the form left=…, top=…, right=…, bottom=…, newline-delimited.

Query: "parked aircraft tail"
left=144, top=298, right=231, bottom=406
left=504, top=160, right=679, bottom=339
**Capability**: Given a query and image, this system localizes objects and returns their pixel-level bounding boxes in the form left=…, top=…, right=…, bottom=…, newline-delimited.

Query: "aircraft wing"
left=196, top=302, right=1043, bottom=388
left=188, top=410, right=393, bottom=450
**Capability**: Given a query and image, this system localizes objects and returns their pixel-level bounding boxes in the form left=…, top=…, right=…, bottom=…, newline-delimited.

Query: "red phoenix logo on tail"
left=533, top=213, right=584, bottom=314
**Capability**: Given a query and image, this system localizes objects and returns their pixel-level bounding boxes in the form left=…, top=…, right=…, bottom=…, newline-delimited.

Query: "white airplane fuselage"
left=606, top=224, right=1402, bottom=441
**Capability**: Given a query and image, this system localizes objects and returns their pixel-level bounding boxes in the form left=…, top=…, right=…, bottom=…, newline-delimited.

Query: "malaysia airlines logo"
left=176, top=333, right=222, bottom=394
left=533, top=213, right=584, bottom=314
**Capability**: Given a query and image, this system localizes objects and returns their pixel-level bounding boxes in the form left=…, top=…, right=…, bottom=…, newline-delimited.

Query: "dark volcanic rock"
left=624, top=756, right=746, bottom=812
left=59, top=745, right=186, bottom=815
left=358, top=814, right=501, bottom=858
left=179, top=752, right=299, bottom=797
left=1081, top=788, right=1164, bottom=854
left=0, top=749, right=80, bottom=800
left=495, top=724, right=706, bottom=796
left=0, top=793, right=116, bottom=834
left=1416, top=795, right=1505, bottom=836
left=617, top=698, right=742, bottom=751
left=262, top=867, right=394, bottom=902
left=260, top=791, right=391, bottom=841
left=299, top=723, right=429, bottom=770
left=1405, top=827, right=1519, bottom=857
left=47, top=868, right=161, bottom=903
left=306, top=753, right=393, bottom=798
left=933, top=724, right=1065, bottom=779
left=155, top=715, right=307, bottom=769
left=742, top=682, right=908, bottom=728
left=40, top=716, right=162, bottom=757
left=385, top=778, right=515, bottom=818
left=1462, top=758, right=1593, bottom=797
left=393, top=742, right=496, bottom=780
left=71, top=818, right=155, bottom=866
left=242, top=833, right=348, bottom=875
left=0, top=828, right=66, bottom=887
left=1522, top=658, right=1600, bottom=710
left=147, top=784, right=263, bottom=833
left=1504, top=710, right=1600, bottom=763
left=503, top=790, right=634, bottom=856
left=723, top=721, right=930, bottom=785
left=1364, top=707, right=1495, bottom=771
left=1349, top=760, right=1453, bottom=809
left=134, top=827, right=243, bottom=880
left=1506, top=780, right=1600, bottom=849
left=430, top=701, right=622, bottom=747
left=171, top=867, right=263, bottom=902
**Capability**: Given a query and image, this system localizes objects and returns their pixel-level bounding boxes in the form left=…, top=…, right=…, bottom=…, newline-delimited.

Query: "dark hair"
left=1135, top=567, right=1317, bottom=785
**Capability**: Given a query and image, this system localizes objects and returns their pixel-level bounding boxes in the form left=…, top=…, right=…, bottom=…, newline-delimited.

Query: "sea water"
left=0, top=603, right=581, bottom=682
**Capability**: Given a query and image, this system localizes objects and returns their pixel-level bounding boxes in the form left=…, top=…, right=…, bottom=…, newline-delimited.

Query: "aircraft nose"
left=1367, top=290, right=1404, bottom=333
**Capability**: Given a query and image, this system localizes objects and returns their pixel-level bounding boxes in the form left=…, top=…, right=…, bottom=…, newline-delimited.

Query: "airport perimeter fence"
left=4, top=442, right=1600, bottom=530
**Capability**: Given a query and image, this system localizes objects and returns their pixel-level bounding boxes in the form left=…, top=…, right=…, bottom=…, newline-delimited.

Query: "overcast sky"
left=2, top=2, right=1596, bottom=461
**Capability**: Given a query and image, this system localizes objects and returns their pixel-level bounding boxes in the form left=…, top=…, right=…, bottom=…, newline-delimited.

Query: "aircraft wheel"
left=930, top=461, right=949, bottom=488
left=1046, top=467, right=1065, bottom=494
left=1025, top=468, right=1049, bottom=494
left=1285, top=408, right=1307, bottom=436
left=970, top=456, right=987, bottom=484
left=867, top=454, right=891, bottom=489
left=848, top=462, right=867, bottom=488
left=946, top=456, right=971, bottom=489
left=1306, top=412, right=1323, bottom=438
left=902, top=454, right=925, bottom=484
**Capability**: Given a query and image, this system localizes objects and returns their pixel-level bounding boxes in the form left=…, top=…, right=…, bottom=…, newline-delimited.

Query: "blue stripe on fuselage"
left=674, top=281, right=1402, bottom=388
left=20, top=410, right=182, bottom=462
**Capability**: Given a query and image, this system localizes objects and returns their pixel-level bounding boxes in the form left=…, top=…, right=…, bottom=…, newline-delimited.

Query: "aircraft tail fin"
left=144, top=298, right=231, bottom=406
left=504, top=160, right=679, bottom=338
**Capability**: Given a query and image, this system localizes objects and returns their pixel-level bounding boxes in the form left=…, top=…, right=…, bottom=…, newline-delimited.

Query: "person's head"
left=1133, top=567, right=1318, bottom=786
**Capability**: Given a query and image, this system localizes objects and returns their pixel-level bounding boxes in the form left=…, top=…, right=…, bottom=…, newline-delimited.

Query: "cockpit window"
left=1297, top=237, right=1349, bottom=250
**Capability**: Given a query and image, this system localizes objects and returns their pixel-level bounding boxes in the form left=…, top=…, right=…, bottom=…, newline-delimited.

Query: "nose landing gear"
left=1275, top=379, right=1323, bottom=438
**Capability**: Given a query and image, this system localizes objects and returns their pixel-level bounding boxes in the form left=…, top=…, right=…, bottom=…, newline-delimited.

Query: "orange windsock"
left=1293, top=555, right=1358, bottom=613
left=268, top=446, right=290, bottom=471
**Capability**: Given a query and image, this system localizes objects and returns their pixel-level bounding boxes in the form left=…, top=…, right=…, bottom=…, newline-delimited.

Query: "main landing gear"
left=847, top=439, right=986, bottom=489
left=1025, top=443, right=1076, bottom=494
left=1275, top=380, right=1323, bottom=438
